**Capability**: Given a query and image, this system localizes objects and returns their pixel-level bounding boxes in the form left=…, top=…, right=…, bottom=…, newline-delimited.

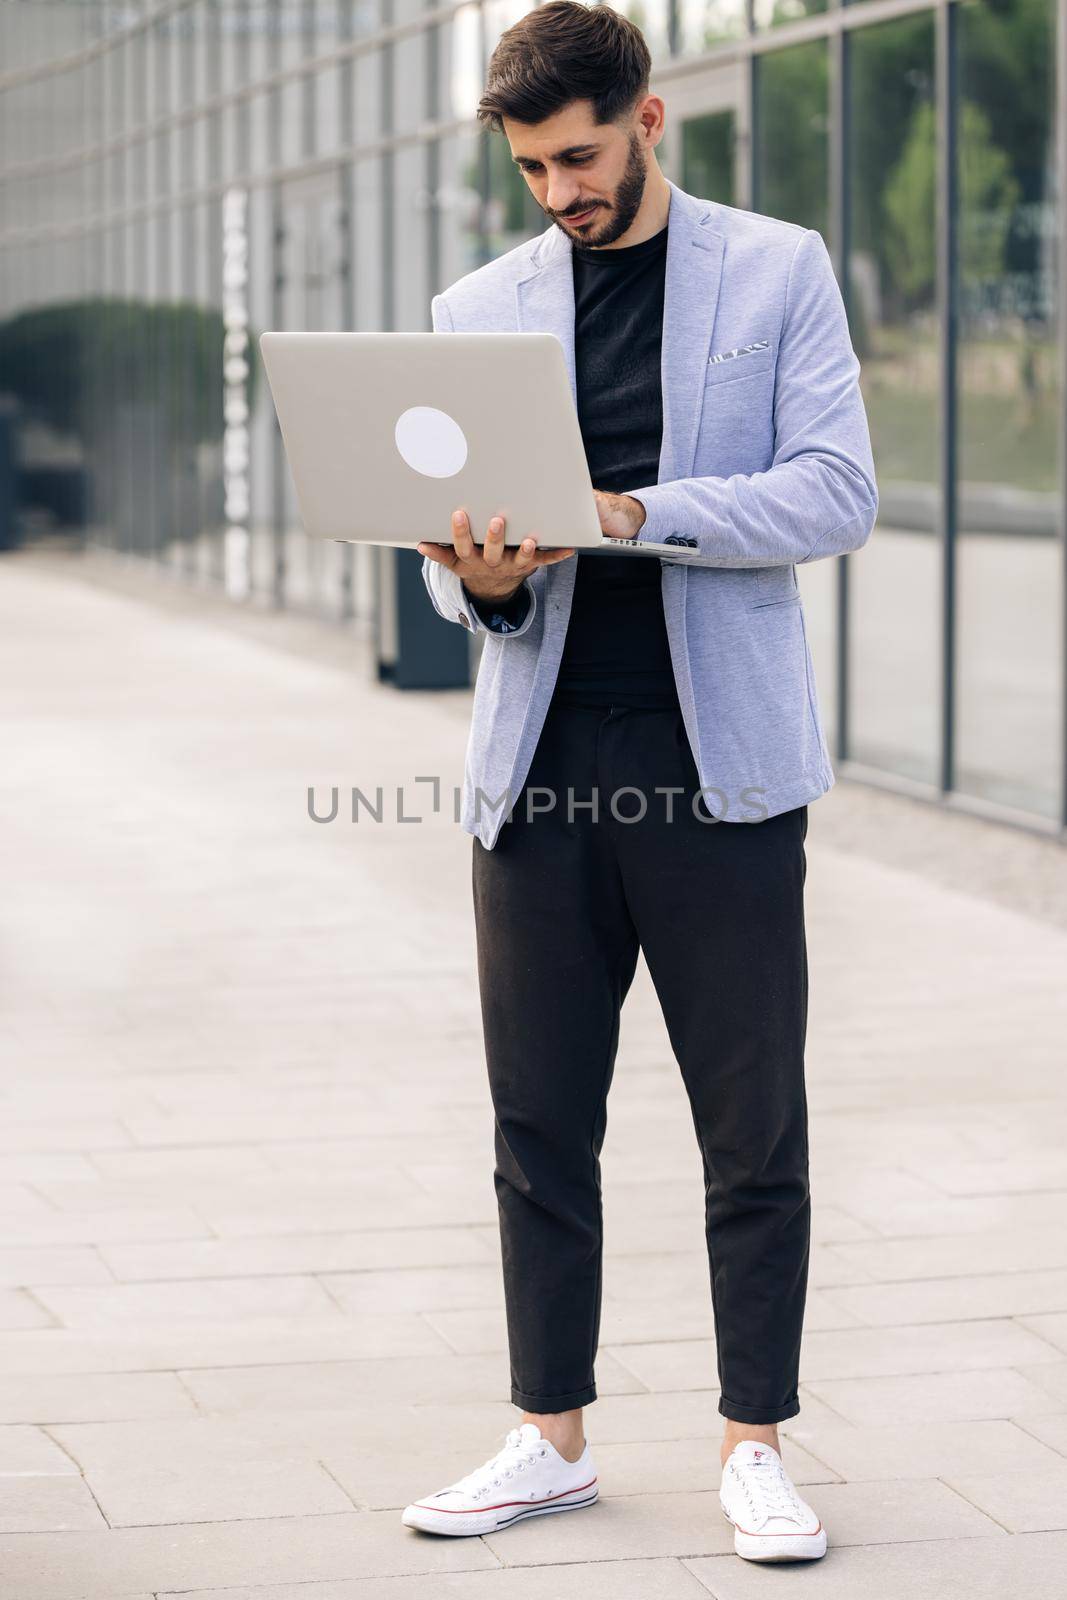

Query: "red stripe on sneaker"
left=733, top=1519, right=823, bottom=1538
left=416, top=1476, right=597, bottom=1514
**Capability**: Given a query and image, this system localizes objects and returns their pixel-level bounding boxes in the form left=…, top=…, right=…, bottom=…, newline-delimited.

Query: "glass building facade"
left=1, top=0, right=1064, bottom=835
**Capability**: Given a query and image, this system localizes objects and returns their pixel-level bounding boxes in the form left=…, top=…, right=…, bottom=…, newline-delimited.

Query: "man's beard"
left=550, top=132, right=648, bottom=248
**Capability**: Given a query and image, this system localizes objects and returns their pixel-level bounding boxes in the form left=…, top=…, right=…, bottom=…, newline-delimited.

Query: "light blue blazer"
left=423, top=178, right=878, bottom=850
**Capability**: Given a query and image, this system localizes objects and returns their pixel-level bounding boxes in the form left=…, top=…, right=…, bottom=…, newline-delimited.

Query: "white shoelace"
left=454, top=1428, right=550, bottom=1501
left=730, top=1454, right=806, bottom=1525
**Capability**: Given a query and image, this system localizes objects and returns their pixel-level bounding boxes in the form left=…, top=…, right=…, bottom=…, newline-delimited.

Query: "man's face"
left=504, top=100, right=651, bottom=248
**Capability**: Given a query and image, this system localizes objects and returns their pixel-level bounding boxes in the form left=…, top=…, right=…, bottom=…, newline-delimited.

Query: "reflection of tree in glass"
left=755, top=40, right=828, bottom=236
left=959, top=101, right=1020, bottom=291
left=883, top=100, right=936, bottom=306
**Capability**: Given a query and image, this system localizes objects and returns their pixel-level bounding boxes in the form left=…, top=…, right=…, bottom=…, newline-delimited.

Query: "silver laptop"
left=258, top=331, right=709, bottom=564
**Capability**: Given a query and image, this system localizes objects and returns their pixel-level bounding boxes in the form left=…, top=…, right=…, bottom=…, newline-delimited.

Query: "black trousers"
left=471, top=699, right=810, bottom=1424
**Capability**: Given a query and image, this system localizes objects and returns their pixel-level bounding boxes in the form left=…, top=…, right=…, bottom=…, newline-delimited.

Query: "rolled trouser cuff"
left=718, top=1393, right=801, bottom=1424
left=511, top=1382, right=596, bottom=1413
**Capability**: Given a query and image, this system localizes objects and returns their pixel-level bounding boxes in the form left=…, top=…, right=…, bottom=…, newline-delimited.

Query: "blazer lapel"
left=515, top=225, right=577, bottom=406
left=660, top=183, right=725, bottom=482
left=514, top=180, right=726, bottom=485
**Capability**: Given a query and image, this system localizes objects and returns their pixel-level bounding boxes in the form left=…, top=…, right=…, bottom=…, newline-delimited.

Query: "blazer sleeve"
left=624, top=228, right=879, bottom=567
left=420, top=292, right=539, bottom=639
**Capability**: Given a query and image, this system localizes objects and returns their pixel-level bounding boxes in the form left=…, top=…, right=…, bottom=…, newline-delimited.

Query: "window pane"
left=682, top=112, right=735, bottom=205
left=848, top=14, right=939, bottom=785
left=755, top=40, right=836, bottom=747
left=755, top=39, right=828, bottom=233
left=955, top=0, right=1061, bottom=818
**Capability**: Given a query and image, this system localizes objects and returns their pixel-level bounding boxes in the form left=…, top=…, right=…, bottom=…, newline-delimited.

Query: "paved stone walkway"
left=1, top=543, right=1066, bottom=1599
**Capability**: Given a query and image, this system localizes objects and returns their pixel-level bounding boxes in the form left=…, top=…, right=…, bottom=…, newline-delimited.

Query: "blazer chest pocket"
left=704, top=338, right=775, bottom=387
left=750, top=565, right=800, bottom=609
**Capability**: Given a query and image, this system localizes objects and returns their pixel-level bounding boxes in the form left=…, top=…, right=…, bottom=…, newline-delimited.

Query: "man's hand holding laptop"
left=416, top=491, right=647, bottom=603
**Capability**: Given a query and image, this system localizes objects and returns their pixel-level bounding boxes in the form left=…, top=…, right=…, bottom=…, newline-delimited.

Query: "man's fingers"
left=512, top=536, right=538, bottom=571
left=419, top=518, right=574, bottom=577
left=483, top=515, right=506, bottom=568
left=451, top=509, right=475, bottom=561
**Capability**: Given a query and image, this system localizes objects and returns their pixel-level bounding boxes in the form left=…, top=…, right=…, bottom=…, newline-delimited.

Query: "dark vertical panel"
left=938, top=1, right=958, bottom=795
left=339, top=0, right=356, bottom=621
left=832, top=21, right=849, bottom=762
left=1061, top=0, right=1067, bottom=832
left=381, top=0, right=394, bottom=332
left=268, top=0, right=286, bottom=607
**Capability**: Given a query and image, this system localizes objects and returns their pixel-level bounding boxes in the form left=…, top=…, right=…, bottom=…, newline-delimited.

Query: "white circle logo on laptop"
left=394, top=406, right=468, bottom=478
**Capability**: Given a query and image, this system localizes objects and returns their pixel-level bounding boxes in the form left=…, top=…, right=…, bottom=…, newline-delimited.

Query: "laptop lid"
left=258, top=330, right=608, bottom=551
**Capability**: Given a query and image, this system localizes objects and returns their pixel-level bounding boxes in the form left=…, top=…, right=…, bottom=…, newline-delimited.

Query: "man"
left=402, top=0, right=876, bottom=1564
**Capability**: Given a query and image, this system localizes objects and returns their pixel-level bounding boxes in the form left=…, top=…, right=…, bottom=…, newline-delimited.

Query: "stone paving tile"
left=0, top=1184, right=57, bottom=1213
left=826, top=1226, right=1067, bottom=1282
left=0, top=1510, right=497, bottom=1597
left=684, top=1531, right=1067, bottom=1598
left=603, top=1342, right=719, bottom=1395
left=802, top=1367, right=1060, bottom=1424
left=0, top=1288, right=58, bottom=1329
left=0, top=1475, right=108, bottom=1534
left=180, top=1348, right=645, bottom=1414
left=784, top=1419, right=1065, bottom=1480
left=591, top=1436, right=839, bottom=1496
left=0, top=1155, right=100, bottom=1183
left=98, top=1227, right=492, bottom=1282
left=481, top=1491, right=735, bottom=1564
left=31, top=1275, right=357, bottom=1330
left=0, top=1121, right=135, bottom=1154
left=945, top=1467, right=1067, bottom=1532
left=0, top=1320, right=461, bottom=1376
left=1011, top=1412, right=1067, bottom=1457
left=796, top=1319, right=1062, bottom=1380
left=89, top=1146, right=277, bottom=1179
left=607, top=1318, right=1062, bottom=1395
left=199, top=1191, right=497, bottom=1237
left=119, top=1108, right=460, bottom=1146
left=0, top=1209, right=213, bottom=1245
left=0, top=1247, right=116, bottom=1289
left=31, top=1173, right=426, bottom=1217
left=0, top=1082, right=156, bottom=1114
left=165, top=1559, right=711, bottom=1599
left=775, top=1477, right=1002, bottom=1545
left=0, top=1372, right=196, bottom=1425
left=905, top=1153, right=1067, bottom=1196
left=1013, top=1361, right=1067, bottom=1408
left=821, top=1268, right=1067, bottom=1327
left=319, top=1264, right=505, bottom=1313
left=830, top=1191, right=1067, bottom=1241
left=0, top=1424, right=82, bottom=1474
left=49, top=1416, right=357, bottom=1526
left=259, top=1135, right=493, bottom=1174
left=1018, top=1311, right=1067, bottom=1354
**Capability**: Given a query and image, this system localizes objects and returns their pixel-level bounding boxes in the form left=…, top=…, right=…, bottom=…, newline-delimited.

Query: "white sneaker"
left=719, top=1439, right=827, bottom=1561
left=401, top=1421, right=598, bottom=1537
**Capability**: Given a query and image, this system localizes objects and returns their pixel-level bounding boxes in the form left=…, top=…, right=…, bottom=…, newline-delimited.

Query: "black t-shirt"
left=471, top=223, right=679, bottom=708
left=552, top=221, right=678, bottom=709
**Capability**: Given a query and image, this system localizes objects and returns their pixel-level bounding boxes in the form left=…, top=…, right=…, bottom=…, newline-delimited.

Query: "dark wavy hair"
left=476, top=2, right=652, bottom=133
